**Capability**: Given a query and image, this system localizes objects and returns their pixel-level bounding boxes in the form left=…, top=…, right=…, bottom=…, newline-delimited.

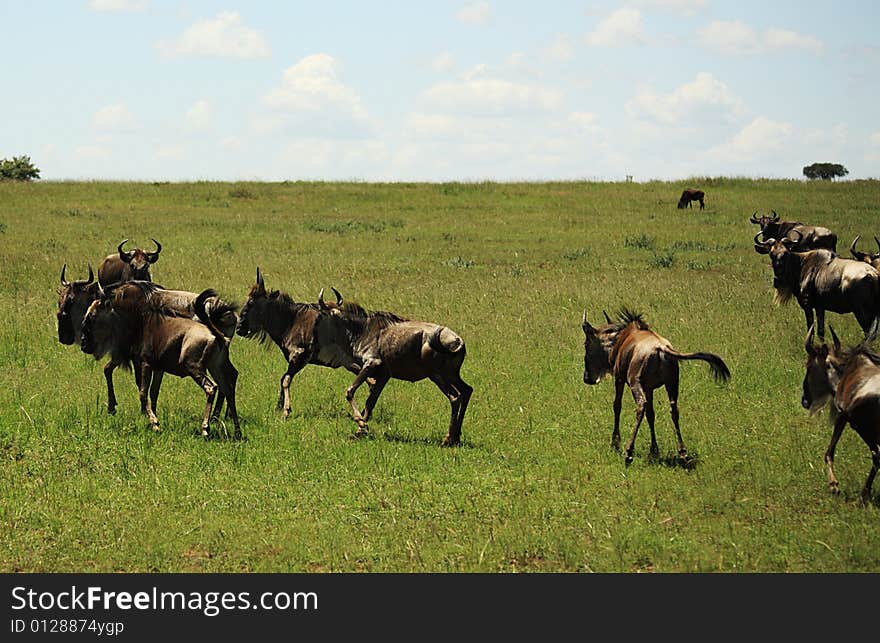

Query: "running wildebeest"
left=235, top=267, right=364, bottom=418
left=849, top=235, right=880, bottom=270
left=754, top=231, right=880, bottom=340
left=582, top=308, right=730, bottom=465
left=81, top=283, right=241, bottom=438
left=801, top=324, right=880, bottom=505
left=97, top=238, right=162, bottom=287
left=749, top=211, right=837, bottom=252
left=677, top=188, right=704, bottom=210
left=57, top=264, right=236, bottom=415
left=317, top=293, right=472, bottom=446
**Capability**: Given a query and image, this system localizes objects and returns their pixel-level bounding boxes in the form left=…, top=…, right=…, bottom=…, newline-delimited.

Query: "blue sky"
left=3, top=1, right=879, bottom=181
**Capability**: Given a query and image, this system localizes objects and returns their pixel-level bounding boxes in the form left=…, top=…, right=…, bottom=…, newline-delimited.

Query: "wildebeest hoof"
left=829, top=483, right=840, bottom=495
left=108, top=407, right=117, bottom=415
left=441, top=437, right=461, bottom=448
left=624, top=455, right=634, bottom=466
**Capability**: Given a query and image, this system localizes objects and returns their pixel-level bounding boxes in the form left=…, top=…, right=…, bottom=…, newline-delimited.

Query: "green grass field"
left=1, top=178, right=878, bottom=572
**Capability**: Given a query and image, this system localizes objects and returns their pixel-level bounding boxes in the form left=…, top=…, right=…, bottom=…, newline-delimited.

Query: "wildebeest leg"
left=446, top=373, right=473, bottom=447
left=611, top=378, right=625, bottom=451
left=644, top=389, right=658, bottom=459
left=802, top=305, right=816, bottom=340
left=623, top=383, right=647, bottom=465
left=346, top=358, right=382, bottom=434
left=280, top=350, right=309, bottom=418
left=211, top=362, right=241, bottom=440
left=149, top=371, right=163, bottom=420
left=193, top=375, right=217, bottom=438
left=140, top=364, right=160, bottom=430
left=862, top=446, right=879, bottom=506
left=824, top=414, right=848, bottom=495
left=103, top=360, right=119, bottom=415
left=360, top=373, right=389, bottom=424
left=665, top=367, right=687, bottom=459
left=815, top=308, right=826, bottom=341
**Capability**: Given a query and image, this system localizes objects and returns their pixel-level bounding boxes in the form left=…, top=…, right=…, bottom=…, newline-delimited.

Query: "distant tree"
left=802, top=162, right=848, bottom=181
left=0, top=155, right=41, bottom=181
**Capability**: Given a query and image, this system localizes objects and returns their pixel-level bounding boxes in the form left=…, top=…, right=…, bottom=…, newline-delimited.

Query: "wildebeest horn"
left=749, top=211, right=760, bottom=224
left=61, top=264, right=69, bottom=287
left=97, top=280, right=106, bottom=298
left=317, top=287, right=326, bottom=308
left=804, top=324, right=815, bottom=353
left=829, top=325, right=840, bottom=352
left=146, top=238, right=162, bottom=263
left=875, top=236, right=880, bottom=253
left=850, top=235, right=865, bottom=260
left=118, top=239, right=133, bottom=263
left=603, top=310, right=612, bottom=324
left=256, top=266, right=264, bottom=289
left=770, top=210, right=779, bottom=222
left=781, top=229, right=803, bottom=248
left=84, top=263, right=94, bottom=285
left=331, top=287, right=343, bottom=306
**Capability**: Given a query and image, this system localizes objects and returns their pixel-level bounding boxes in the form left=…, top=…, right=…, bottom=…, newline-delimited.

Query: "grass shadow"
left=381, top=430, right=480, bottom=450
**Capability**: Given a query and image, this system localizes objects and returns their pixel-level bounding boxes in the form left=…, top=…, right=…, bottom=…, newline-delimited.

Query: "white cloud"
left=432, top=52, right=455, bottom=73
left=74, top=145, right=111, bottom=161
left=698, top=21, right=823, bottom=55
left=185, top=99, right=213, bottom=130
left=156, top=11, right=270, bottom=59
left=568, top=111, right=599, bottom=130
left=219, top=136, right=242, bottom=151
left=635, top=0, right=705, bottom=16
left=154, top=143, right=188, bottom=161
left=88, top=0, right=149, bottom=12
left=625, top=72, right=746, bottom=125
left=544, top=35, right=576, bottom=61
left=710, top=116, right=794, bottom=160
left=420, top=77, right=563, bottom=115
left=92, top=103, right=138, bottom=131
left=585, top=8, right=644, bottom=47
left=456, top=2, right=491, bottom=25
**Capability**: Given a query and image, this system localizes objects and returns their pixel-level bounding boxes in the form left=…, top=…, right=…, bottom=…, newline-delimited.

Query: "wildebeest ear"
left=118, top=239, right=133, bottom=263
left=146, top=239, right=161, bottom=263
left=581, top=310, right=594, bottom=332
left=753, top=232, right=772, bottom=254
left=749, top=211, right=760, bottom=224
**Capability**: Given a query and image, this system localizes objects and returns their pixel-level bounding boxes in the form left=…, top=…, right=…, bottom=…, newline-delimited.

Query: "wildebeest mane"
left=613, top=307, right=650, bottom=332
left=339, top=301, right=408, bottom=329
left=839, top=342, right=880, bottom=371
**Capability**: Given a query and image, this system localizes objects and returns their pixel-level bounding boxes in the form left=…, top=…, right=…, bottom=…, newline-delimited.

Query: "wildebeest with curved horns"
left=801, top=324, right=880, bottom=505
left=754, top=231, right=880, bottom=340
left=677, top=188, right=704, bottom=210
left=97, top=238, right=162, bottom=287
left=749, top=211, right=837, bottom=252
left=81, top=282, right=241, bottom=438
left=582, top=308, right=730, bottom=465
left=849, top=235, right=880, bottom=270
left=317, top=293, right=472, bottom=446
left=57, top=264, right=237, bottom=415
left=235, top=267, right=367, bottom=418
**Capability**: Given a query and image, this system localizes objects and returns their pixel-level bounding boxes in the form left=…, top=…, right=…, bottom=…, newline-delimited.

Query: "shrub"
left=0, top=155, right=40, bottom=181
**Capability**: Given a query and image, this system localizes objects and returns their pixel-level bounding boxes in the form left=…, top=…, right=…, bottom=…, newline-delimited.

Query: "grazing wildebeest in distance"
left=57, top=264, right=236, bottom=415
left=81, top=283, right=241, bottom=438
left=849, top=235, right=880, bottom=270
left=582, top=308, right=730, bottom=465
left=98, top=238, right=162, bottom=287
left=677, top=188, right=704, bottom=210
left=317, top=293, right=472, bottom=446
left=749, top=211, right=837, bottom=252
left=802, top=324, right=880, bottom=505
left=754, top=231, right=880, bottom=340
left=235, top=267, right=364, bottom=418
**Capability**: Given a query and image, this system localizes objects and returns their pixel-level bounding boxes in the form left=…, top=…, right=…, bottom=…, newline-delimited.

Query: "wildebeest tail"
left=427, top=326, right=465, bottom=354
left=663, top=348, right=731, bottom=383
left=195, top=289, right=231, bottom=345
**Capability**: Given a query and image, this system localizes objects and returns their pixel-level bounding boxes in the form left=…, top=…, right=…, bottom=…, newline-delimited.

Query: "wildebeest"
left=57, top=264, right=236, bottom=415
left=81, top=283, right=241, bottom=438
left=677, top=188, right=704, bottom=210
left=317, top=294, right=472, bottom=446
left=754, top=231, right=880, bottom=339
left=849, top=235, right=880, bottom=270
left=801, top=324, right=880, bottom=505
left=235, top=267, right=363, bottom=418
left=749, top=211, right=837, bottom=252
left=582, top=308, right=730, bottom=465
left=98, top=238, right=162, bottom=287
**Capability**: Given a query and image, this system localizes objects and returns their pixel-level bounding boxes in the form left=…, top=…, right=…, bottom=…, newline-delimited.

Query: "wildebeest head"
left=753, top=231, right=803, bottom=297
left=849, top=235, right=880, bottom=267
left=236, top=267, right=270, bottom=338
left=57, top=263, right=95, bottom=345
left=118, top=238, right=161, bottom=279
left=79, top=283, right=115, bottom=357
left=749, top=210, right=782, bottom=238
left=581, top=310, right=614, bottom=385
left=801, top=324, right=843, bottom=413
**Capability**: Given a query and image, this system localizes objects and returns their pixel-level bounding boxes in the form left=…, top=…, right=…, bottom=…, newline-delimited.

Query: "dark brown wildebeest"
left=677, top=188, right=704, bottom=210
left=235, top=267, right=363, bottom=418
left=849, top=235, right=880, bottom=271
left=802, top=324, right=880, bottom=505
left=57, top=265, right=236, bottom=415
left=317, top=294, right=472, bottom=446
left=754, top=231, right=880, bottom=340
left=749, top=211, right=837, bottom=252
left=582, top=308, right=730, bottom=465
left=97, top=238, right=162, bottom=287
left=81, top=283, right=241, bottom=438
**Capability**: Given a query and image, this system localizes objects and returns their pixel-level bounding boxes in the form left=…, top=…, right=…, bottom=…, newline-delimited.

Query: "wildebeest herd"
left=56, top=207, right=880, bottom=503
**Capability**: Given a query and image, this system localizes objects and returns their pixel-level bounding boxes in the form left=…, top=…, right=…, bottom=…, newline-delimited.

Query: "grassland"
left=0, top=177, right=878, bottom=572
